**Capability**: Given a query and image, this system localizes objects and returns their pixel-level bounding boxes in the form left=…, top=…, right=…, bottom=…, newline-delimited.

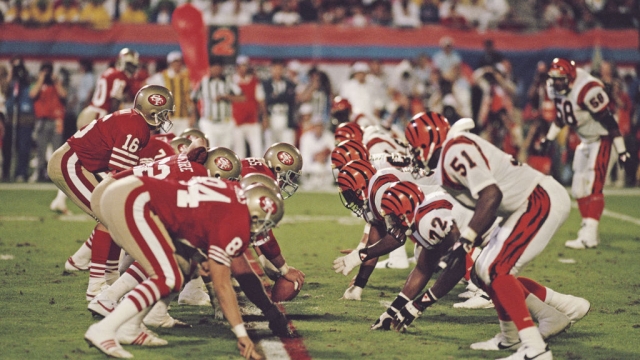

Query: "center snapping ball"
left=270, top=277, right=301, bottom=302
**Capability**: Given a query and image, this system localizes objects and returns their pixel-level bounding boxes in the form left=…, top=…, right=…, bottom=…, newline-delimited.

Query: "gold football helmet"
left=181, top=128, right=210, bottom=147
left=240, top=173, right=280, bottom=195
left=263, top=142, right=303, bottom=199
left=116, top=48, right=140, bottom=76
left=204, top=147, right=242, bottom=180
left=134, top=85, right=175, bottom=132
left=169, top=136, right=192, bottom=154
left=244, top=184, right=285, bottom=243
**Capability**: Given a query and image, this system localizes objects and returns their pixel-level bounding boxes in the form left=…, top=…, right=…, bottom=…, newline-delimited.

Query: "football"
left=271, top=277, right=301, bottom=302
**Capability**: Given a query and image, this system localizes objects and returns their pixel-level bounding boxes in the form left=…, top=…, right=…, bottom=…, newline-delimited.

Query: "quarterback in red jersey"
left=85, top=177, right=282, bottom=359
left=48, top=85, right=175, bottom=300
left=77, top=48, right=140, bottom=129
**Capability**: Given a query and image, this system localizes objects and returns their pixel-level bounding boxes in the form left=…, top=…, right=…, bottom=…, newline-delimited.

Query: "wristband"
left=231, top=323, right=248, bottom=338
left=459, top=227, right=478, bottom=244
left=546, top=123, right=561, bottom=141
left=278, top=263, right=290, bottom=276
left=613, top=137, right=627, bottom=154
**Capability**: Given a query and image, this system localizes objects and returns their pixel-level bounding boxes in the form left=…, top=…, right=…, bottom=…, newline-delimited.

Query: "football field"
left=1, top=184, right=640, bottom=360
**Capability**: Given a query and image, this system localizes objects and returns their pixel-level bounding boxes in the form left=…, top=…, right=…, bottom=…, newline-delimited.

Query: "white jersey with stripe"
left=547, top=68, right=610, bottom=143
left=436, top=132, right=545, bottom=217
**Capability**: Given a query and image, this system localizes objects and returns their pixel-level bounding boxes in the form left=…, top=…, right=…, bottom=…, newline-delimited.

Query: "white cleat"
left=117, top=324, right=168, bottom=346
left=551, top=294, right=591, bottom=326
left=454, top=293, right=495, bottom=309
left=86, top=282, right=109, bottom=302
left=374, top=259, right=409, bottom=269
left=495, top=345, right=552, bottom=360
left=564, top=238, right=598, bottom=249
left=177, top=288, right=210, bottom=306
left=143, top=302, right=191, bottom=328
left=88, top=296, right=117, bottom=318
left=85, top=324, right=133, bottom=359
left=341, top=285, right=363, bottom=301
left=50, top=197, right=71, bottom=215
left=65, top=256, right=89, bottom=271
left=470, top=333, right=522, bottom=351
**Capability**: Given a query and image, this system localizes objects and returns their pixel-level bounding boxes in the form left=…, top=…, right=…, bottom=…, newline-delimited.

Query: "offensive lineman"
left=543, top=58, right=630, bottom=249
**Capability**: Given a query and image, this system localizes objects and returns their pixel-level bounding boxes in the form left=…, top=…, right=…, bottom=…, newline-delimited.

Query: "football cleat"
left=470, top=333, right=522, bottom=351
left=374, top=259, right=409, bottom=269
left=453, top=292, right=494, bottom=309
left=117, top=324, right=168, bottom=347
left=143, top=301, right=191, bottom=328
left=341, top=285, right=363, bottom=301
left=495, top=345, right=552, bottom=360
left=50, top=195, right=71, bottom=215
left=65, top=256, right=89, bottom=271
left=88, top=296, right=117, bottom=318
left=86, top=281, right=109, bottom=302
left=548, top=294, right=590, bottom=326
left=564, top=238, right=598, bottom=249
left=178, top=280, right=211, bottom=306
left=85, top=324, right=132, bottom=359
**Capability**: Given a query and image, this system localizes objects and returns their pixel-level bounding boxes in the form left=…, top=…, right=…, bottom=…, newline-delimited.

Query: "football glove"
left=332, top=249, right=365, bottom=276
left=618, top=151, right=631, bottom=167
left=392, top=301, right=423, bottom=332
left=371, top=293, right=410, bottom=330
left=439, top=238, right=473, bottom=271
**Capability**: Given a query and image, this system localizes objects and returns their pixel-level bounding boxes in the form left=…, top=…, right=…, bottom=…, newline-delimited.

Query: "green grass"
left=1, top=187, right=640, bottom=359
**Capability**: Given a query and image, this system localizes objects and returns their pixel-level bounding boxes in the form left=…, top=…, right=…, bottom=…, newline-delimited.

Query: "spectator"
left=30, top=62, right=67, bottom=182
left=64, top=59, right=95, bottom=137
left=231, top=55, right=265, bottom=158
left=542, top=0, right=576, bottom=30
left=368, top=59, right=391, bottom=119
left=297, top=67, right=333, bottom=126
left=478, top=39, right=504, bottom=68
left=4, top=57, right=35, bottom=182
left=252, top=0, right=273, bottom=24
left=346, top=4, right=370, bottom=27
left=432, top=36, right=462, bottom=78
left=413, top=53, right=434, bottom=86
left=439, top=0, right=469, bottom=29
left=120, top=0, right=148, bottom=24
left=299, top=115, right=334, bottom=189
left=263, top=59, right=297, bottom=146
left=339, top=61, right=379, bottom=122
left=272, top=0, right=301, bottom=26
left=25, top=0, right=55, bottom=26
left=370, top=0, right=392, bottom=26
left=419, top=0, right=439, bottom=24
left=146, top=51, right=193, bottom=136
left=54, top=0, right=80, bottom=23
left=391, top=0, right=421, bottom=28
left=80, top=0, right=112, bottom=29
left=192, top=59, right=245, bottom=148
left=298, top=0, right=321, bottom=22
left=150, top=0, right=175, bottom=24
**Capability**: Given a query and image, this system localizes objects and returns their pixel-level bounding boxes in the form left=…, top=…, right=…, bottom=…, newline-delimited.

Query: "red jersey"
left=232, top=75, right=260, bottom=125
left=241, top=158, right=275, bottom=179
left=150, top=132, right=176, bottom=144
left=114, top=152, right=208, bottom=181
left=140, top=176, right=251, bottom=266
left=90, top=67, right=132, bottom=112
left=67, top=109, right=151, bottom=173
left=138, top=136, right=175, bottom=164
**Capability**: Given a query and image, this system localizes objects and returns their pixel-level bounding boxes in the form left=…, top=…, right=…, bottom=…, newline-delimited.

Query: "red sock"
left=464, top=253, right=474, bottom=281
left=586, top=194, right=604, bottom=220
left=576, top=197, right=590, bottom=219
left=518, top=277, right=547, bottom=301
left=491, top=275, right=535, bottom=330
left=89, top=227, right=114, bottom=280
left=486, top=286, right=510, bottom=321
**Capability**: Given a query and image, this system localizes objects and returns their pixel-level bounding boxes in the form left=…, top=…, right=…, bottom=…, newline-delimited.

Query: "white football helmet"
left=263, top=142, right=303, bottom=199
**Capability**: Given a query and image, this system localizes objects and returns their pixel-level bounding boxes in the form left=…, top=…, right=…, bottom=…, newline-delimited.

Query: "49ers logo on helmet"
left=148, top=94, right=167, bottom=106
left=277, top=151, right=294, bottom=166
left=259, top=196, right=278, bottom=214
left=215, top=156, right=233, bottom=171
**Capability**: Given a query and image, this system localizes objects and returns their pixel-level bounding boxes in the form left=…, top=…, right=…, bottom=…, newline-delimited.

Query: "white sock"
left=499, top=320, right=520, bottom=343
left=54, top=190, right=67, bottom=202
left=70, top=241, right=92, bottom=264
left=543, top=287, right=556, bottom=304
left=518, top=326, right=546, bottom=351
left=99, top=297, right=144, bottom=333
left=103, top=272, right=140, bottom=302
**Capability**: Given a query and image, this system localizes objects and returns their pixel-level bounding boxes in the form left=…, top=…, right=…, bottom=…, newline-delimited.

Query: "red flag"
left=171, top=4, right=209, bottom=89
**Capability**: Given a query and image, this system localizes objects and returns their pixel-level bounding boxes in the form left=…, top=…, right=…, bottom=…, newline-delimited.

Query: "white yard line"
left=570, top=203, right=640, bottom=227
left=259, top=339, right=292, bottom=360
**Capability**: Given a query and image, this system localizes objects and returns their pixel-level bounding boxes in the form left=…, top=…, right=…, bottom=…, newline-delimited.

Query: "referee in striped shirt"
left=192, top=59, right=244, bottom=149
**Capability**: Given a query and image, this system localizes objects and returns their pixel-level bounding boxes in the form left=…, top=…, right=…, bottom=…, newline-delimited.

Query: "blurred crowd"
left=1, top=37, right=640, bottom=187
left=0, top=0, right=637, bottom=31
